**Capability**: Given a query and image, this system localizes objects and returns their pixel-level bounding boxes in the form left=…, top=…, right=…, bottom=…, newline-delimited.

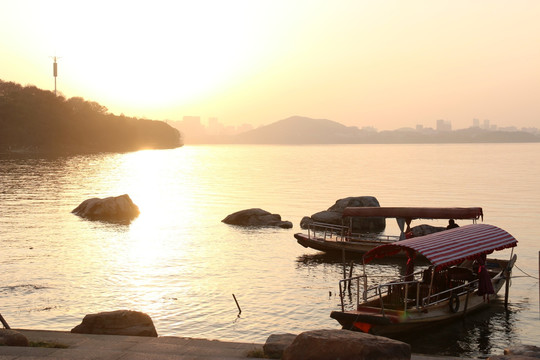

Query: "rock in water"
left=72, top=194, right=140, bottom=223
left=222, top=208, right=293, bottom=228
left=301, top=196, right=385, bottom=232
left=71, top=310, right=157, bottom=337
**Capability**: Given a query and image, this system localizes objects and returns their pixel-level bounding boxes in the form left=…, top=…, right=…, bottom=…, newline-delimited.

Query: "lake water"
left=1, top=143, right=539, bottom=357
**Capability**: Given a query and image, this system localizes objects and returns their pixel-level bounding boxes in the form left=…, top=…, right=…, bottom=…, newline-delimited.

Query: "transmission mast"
left=51, top=56, right=61, bottom=96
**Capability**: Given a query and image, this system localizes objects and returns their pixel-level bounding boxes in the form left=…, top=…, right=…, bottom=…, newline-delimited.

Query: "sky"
left=1, top=0, right=539, bottom=131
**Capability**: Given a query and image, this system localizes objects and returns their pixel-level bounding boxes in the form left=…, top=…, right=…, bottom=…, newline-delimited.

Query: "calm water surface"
left=1, top=144, right=539, bottom=357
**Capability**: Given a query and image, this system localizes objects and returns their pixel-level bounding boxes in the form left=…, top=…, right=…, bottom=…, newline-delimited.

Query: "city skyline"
left=171, top=114, right=539, bottom=143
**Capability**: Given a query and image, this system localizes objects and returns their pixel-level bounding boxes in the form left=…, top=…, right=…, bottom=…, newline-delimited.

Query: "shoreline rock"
left=0, top=329, right=29, bottom=347
left=71, top=310, right=157, bottom=337
left=281, top=329, right=411, bottom=360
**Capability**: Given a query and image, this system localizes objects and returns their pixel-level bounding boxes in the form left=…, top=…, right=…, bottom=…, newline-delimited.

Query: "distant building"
left=436, top=119, right=452, bottom=131
left=483, top=119, right=490, bottom=130
left=207, top=117, right=224, bottom=136
left=472, top=118, right=480, bottom=128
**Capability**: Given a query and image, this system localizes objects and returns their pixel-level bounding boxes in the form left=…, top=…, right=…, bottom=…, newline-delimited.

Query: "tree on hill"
left=0, top=80, right=183, bottom=153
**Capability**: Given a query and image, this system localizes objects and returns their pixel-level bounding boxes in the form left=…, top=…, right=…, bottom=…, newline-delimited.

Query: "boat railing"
left=347, top=276, right=480, bottom=316
left=420, top=279, right=479, bottom=308
left=308, top=222, right=349, bottom=242
left=338, top=270, right=431, bottom=313
left=349, top=232, right=401, bottom=243
left=338, top=275, right=367, bottom=311
left=337, top=273, right=417, bottom=312
left=308, top=222, right=400, bottom=243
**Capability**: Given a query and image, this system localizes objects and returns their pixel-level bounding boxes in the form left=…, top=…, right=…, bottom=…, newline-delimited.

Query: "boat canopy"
left=342, top=207, right=483, bottom=221
left=363, top=224, right=517, bottom=270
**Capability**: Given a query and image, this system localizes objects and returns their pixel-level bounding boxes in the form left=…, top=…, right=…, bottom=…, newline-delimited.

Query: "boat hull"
left=294, top=233, right=393, bottom=255
left=331, top=296, right=491, bottom=336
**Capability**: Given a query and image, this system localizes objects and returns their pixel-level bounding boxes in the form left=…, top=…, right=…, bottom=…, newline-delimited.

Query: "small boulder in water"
left=222, top=208, right=293, bottom=228
left=72, top=194, right=140, bottom=223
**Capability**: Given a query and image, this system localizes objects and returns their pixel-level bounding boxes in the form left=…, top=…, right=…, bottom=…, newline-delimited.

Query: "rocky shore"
left=2, top=327, right=538, bottom=359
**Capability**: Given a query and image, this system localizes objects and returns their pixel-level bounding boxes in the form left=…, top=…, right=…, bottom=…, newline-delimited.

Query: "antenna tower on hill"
left=50, top=56, right=61, bottom=96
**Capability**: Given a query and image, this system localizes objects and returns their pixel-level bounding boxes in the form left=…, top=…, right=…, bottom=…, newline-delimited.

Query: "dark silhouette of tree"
left=0, top=80, right=183, bottom=153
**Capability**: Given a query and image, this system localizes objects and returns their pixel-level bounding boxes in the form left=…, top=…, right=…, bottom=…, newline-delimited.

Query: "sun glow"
left=2, top=1, right=539, bottom=129
left=15, top=0, right=282, bottom=117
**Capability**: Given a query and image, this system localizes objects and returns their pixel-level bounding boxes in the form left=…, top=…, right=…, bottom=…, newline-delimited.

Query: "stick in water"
left=232, top=294, right=242, bottom=315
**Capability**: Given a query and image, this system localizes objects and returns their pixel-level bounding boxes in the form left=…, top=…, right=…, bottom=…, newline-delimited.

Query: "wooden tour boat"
left=330, top=223, right=517, bottom=335
left=294, top=206, right=484, bottom=255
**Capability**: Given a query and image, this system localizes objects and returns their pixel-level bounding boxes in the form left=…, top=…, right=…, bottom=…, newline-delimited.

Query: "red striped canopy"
left=342, top=207, right=483, bottom=221
left=363, top=224, right=517, bottom=269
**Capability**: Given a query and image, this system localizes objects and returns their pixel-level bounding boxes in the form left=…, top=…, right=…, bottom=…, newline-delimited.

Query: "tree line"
left=0, top=80, right=182, bottom=154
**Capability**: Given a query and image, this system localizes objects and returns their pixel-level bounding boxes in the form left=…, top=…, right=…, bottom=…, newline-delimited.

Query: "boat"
left=294, top=207, right=484, bottom=255
left=330, top=223, right=518, bottom=335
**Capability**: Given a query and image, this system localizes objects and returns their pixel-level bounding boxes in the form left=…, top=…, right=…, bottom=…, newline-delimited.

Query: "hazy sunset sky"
left=1, top=1, right=539, bottom=130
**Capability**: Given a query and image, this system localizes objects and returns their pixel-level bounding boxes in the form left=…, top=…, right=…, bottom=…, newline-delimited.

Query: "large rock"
left=282, top=329, right=410, bottom=360
left=72, top=194, right=140, bottom=223
left=71, top=310, right=157, bottom=337
left=263, top=333, right=297, bottom=359
left=301, top=196, right=385, bottom=232
left=222, top=208, right=292, bottom=228
left=409, top=224, right=446, bottom=237
left=0, top=329, right=29, bottom=346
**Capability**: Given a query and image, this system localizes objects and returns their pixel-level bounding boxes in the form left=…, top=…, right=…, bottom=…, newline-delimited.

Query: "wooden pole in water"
left=504, top=267, right=510, bottom=309
left=342, top=249, right=347, bottom=291
left=504, top=253, right=517, bottom=309
left=232, top=294, right=241, bottom=315
left=348, top=260, right=354, bottom=292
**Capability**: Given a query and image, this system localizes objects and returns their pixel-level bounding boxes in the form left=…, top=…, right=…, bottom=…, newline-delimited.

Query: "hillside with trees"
left=0, top=80, right=182, bottom=154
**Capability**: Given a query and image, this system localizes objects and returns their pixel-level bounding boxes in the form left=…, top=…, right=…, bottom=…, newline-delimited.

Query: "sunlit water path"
left=1, top=144, right=539, bottom=357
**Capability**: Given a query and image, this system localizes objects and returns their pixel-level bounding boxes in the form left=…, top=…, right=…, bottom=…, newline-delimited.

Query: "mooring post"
left=504, top=267, right=510, bottom=309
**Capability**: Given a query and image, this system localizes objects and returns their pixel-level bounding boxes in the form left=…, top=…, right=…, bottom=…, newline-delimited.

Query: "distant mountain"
left=228, top=116, right=539, bottom=144
left=231, top=116, right=364, bottom=144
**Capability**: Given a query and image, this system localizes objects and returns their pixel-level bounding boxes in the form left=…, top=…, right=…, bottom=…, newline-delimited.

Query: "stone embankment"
left=1, top=326, right=539, bottom=359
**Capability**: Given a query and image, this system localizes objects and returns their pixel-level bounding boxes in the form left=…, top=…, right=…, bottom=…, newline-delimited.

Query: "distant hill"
left=0, top=80, right=183, bottom=154
left=232, top=116, right=364, bottom=144
left=228, top=116, right=539, bottom=144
